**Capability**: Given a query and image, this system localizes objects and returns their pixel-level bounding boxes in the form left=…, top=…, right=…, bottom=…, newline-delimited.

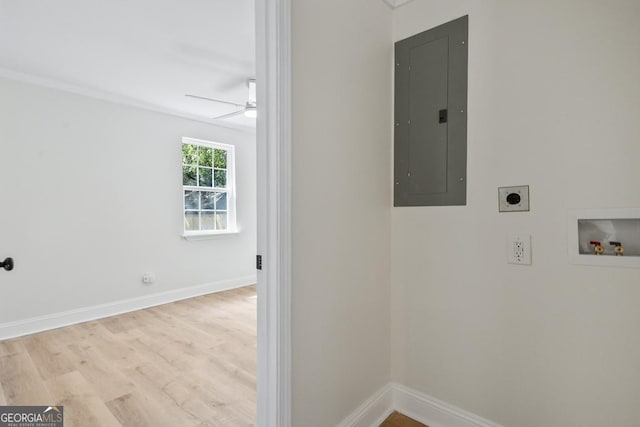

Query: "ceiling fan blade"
left=185, top=94, right=244, bottom=108
left=213, top=109, right=246, bottom=120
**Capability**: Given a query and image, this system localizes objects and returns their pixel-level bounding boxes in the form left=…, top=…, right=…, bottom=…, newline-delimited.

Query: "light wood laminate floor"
left=0, top=285, right=256, bottom=427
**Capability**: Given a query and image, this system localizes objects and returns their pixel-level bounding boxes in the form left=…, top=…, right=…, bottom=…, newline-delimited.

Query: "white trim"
left=181, top=137, right=237, bottom=235
left=382, top=0, right=416, bottom=9
left=336, top=384, right=395, bottom=427
left=181, top=231, right=240, bottom=240
left=391, top=384, right=503, bottom=427
left=0, top=276, right=256, bottom=341
left=256, top=0, right=292, bottom=425
left=0, top=67, right=255, bottom=133
left=337, top=383, right=504, bottom=427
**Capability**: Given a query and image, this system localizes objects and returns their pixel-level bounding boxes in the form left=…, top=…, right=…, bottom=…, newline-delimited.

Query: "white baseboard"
left=391, top=383, right=503, bottom=427
left=382, top=0, right=416, bottom=9
left=338, top=382, right=503, bottom=427
left=336, top=384, right=395, bottom=427
left=0, top=275, right=256, bottom=341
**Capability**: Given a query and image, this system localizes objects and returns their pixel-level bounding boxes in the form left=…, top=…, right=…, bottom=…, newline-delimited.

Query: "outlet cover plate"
left=508, top=234, right=532, bottom=265
left=499, top=185, right=530, bottom=212
left=142, top=272, right=156, bottom=284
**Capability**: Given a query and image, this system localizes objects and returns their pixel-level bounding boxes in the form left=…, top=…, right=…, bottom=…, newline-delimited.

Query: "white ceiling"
left=0, top=0, right=256, bottom=128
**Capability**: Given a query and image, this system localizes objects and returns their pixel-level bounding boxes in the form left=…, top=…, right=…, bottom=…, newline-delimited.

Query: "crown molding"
left=382, top=0, right=415, bottom=9
left=0, top=67, right=255, bottom=134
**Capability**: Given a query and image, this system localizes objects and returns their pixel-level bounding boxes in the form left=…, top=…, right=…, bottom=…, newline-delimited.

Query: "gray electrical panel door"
left=394, top=15, right=468, bottom=206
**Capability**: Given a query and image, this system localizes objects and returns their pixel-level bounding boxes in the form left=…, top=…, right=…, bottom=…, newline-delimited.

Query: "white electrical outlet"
left=508, top=234, right=532, bottom=265
left=142, top=272, right=156, bottom=284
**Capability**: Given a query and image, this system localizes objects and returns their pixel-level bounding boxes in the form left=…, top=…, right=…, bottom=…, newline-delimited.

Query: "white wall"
left=0, top=77, right=256, bottom=325
left=391, top=1, right=640, bottom=426
left=291, top=0, right=393, bottom=425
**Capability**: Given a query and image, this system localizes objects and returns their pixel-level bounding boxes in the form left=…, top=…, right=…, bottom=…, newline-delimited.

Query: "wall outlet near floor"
left=142, top=272, right=156, bottom=284
left=508, top=234, right=532, bottom=265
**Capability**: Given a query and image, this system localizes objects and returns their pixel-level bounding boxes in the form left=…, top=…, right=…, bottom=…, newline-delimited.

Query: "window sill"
left=182, top=230, right=240, bottom=241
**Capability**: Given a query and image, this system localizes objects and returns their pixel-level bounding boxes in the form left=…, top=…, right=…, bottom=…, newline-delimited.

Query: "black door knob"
left=1, top=257, right=14, bottom=271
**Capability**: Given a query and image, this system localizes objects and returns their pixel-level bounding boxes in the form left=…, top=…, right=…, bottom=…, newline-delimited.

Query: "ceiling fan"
left=186, top=79, right=257, bottom=120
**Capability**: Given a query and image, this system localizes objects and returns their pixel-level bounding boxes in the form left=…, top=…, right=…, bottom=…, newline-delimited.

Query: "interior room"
left=2, top=0, right=640, bottom=426
left=0, top=0, right=258, bottom=425
left=290, top=0, right=640, bottom=426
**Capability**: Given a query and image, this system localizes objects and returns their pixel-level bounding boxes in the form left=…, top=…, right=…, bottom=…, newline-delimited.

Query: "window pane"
left=214, top=169, right=226, bottom=188
left=184, top=211, right=199, bottom=231
left=215, top=212, right=227, bottom=230
left=215, top=192, right=227, bottom=210
left=184, top=191, right=199, bottom=209
left=183, top=166, right=197, bottom=186
left=199, top=147, right=213, bottom=167
left=183, top=142, right=232, bottom=234
left=182, top=144, right=198, bottom=165
left=201, top=192, right=216, bottom=210
left=201, top=212, right=216, bottom=230
left=214, top=149, right=227, bottom=168
left=198, top=167, right=212, bottom=187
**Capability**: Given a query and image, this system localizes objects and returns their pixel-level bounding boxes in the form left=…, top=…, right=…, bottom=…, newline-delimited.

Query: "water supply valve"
left=610, top=241, right=624, bottom=256
left=589, top=241, right=604, bottom=255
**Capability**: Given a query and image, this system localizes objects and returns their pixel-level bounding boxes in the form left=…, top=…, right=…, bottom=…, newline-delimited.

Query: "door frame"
left=255, top=0, right=292, bottom=426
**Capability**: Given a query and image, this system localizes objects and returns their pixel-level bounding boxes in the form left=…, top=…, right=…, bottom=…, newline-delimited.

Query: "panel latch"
left=439, top=109, right=448, bottom=123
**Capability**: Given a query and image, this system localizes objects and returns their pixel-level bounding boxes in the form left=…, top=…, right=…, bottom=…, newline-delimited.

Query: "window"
left=182, top=137, right=236, bottom=236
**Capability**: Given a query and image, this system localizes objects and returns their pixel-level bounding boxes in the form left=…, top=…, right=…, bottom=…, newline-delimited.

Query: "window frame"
left=181, top=137, right=237, bottom=238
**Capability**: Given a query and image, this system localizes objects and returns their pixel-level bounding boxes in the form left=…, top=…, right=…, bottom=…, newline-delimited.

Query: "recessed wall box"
left=498, top=185, right=529, bottom=212
left=568, top=208, right=640, bottom=268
